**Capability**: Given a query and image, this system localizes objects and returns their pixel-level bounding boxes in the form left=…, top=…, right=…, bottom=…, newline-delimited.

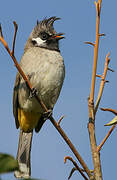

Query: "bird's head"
left=25, top=16, right=64, bottom=52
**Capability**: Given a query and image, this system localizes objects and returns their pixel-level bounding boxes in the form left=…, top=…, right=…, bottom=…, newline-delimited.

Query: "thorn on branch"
left=64, top=156, right=88, bottom=180
left=104, top=80, right=109, bottom=83
left=108, top=67, right=114, bottom=72
left=96, top=75, right=109, bottom=83
left=57, top=115, right=64, bottom=126
left=84, top=41, right=95, bottom=47
left=96, top=74, right=102, bottom=78
left=99, top=33, right=106, bottom=37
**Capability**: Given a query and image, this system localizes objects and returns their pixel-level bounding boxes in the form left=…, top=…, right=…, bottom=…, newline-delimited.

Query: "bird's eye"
left=40, top=32, right=49, bottom=40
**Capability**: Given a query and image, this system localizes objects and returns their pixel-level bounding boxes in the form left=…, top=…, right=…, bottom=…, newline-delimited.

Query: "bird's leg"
left=29, top=87, right=38, bottom=99
left=26, top=74, right=39, bottom=99
left=42, top=109, right=53, bottom=120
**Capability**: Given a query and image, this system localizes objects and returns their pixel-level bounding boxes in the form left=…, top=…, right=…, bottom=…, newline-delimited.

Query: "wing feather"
left=13, top=73, right=20, bottom=129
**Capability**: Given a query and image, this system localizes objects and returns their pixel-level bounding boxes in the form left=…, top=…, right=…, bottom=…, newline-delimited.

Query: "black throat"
left=39, top=46, right=60, bottom=52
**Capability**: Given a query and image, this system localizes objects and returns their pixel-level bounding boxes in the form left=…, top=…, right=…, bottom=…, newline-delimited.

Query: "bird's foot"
left=42, top=109, right=53, bottom=120
left=29, top=87, right=38, bottom=99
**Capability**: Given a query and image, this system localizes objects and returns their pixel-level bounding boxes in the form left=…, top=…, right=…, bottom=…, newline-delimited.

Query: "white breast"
left=18, top=47, right=65, bottom=112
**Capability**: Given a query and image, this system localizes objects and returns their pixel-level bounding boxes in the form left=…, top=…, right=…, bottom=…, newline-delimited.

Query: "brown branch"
left=64, top=156, right=89, bottom=180
left=88, top=0, right=103, bottom=179
left=50, top=117, right=93, bottom=179
left=0, top=36, right=49, bottom=112
left=100, top=108, right=117, bottom=115
left=94, top=52, right=111, bottom=114
left=88, top=118, right=103, bottom=180
left=90, top=1, right=101, bottom=103
left=0, top=23, right=93, bottom=180
left=97, top=125, right=116, bottom=152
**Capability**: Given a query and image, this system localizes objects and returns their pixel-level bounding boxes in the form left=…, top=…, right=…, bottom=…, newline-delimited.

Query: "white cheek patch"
left=32, top=37, right=46, bottom=46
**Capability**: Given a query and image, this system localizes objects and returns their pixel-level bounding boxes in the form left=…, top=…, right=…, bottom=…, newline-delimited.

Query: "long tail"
left=14, top=129, right=33, bottom=178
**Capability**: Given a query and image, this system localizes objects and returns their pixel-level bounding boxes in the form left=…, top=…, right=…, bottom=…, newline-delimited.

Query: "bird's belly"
left=18, top=64, right=64, bottom=113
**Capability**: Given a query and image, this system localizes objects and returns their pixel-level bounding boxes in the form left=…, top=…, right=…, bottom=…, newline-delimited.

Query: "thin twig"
left=97, top=125, right=116, bottom=152
left=0, top=36, right=48, bottom=112
left=90, top=1, right=101, bottom=103
left=12, top=21, right=18, bottom=55
left=68, top=167, right=77, bottom=179
left=94, top=52, right=111, bottom=114
left=0, top=24, right=93, bottom=179
left=84, top=41, right=95, bottom=47
left=57, top=115, right=64, bottom=126
left=100, top=108, right=117, bottom=115
left=0, top=24, right=3, bottom=38
left=64, top=156, right=88, bottom=180
left=68, top=168, right=94, bottom=180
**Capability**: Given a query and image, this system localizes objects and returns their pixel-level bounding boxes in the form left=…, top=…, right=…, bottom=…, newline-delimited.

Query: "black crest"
left=34, top=16, right=61, bottom=35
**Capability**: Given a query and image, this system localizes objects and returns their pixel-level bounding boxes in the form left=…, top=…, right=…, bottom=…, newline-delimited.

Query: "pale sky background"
left=0, top=0, right=117, bottom=180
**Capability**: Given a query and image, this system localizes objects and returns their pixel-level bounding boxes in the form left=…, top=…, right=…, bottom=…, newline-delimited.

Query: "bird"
left=13, top=16, right=65, bottom=178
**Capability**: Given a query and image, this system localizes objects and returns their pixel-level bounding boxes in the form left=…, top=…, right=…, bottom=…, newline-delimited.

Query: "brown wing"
left=13, top=73, right=20, bottom=129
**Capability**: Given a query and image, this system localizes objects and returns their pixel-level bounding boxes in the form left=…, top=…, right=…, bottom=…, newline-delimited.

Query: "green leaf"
left=105, top=116, right=117, bottom=126
left=0, top=153, right=19, bottom=174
